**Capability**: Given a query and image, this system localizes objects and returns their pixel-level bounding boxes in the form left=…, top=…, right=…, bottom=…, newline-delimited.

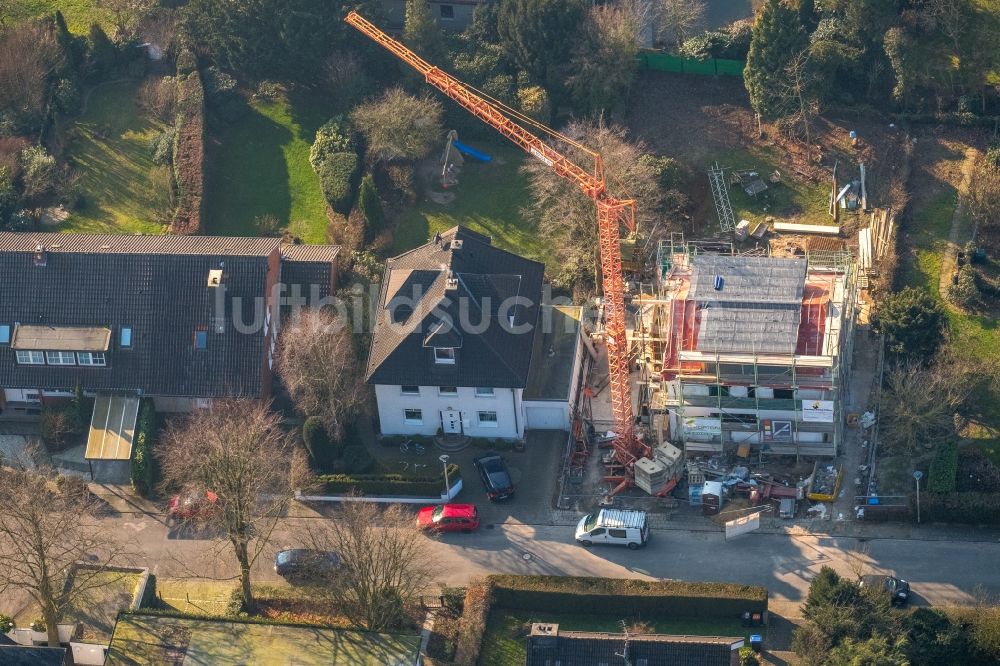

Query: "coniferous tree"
left=744, top=0, right=808, bottom=119
left=403, top=0, right=446, bottom=63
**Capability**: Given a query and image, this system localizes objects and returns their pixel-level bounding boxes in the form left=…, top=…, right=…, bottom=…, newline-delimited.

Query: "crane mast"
left=346, top=12, right=651, bottom=490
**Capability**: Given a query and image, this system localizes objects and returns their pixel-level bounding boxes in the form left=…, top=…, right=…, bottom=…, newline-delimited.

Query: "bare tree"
left=276, top=308, right=370, bottom=440
left=157, top=400, right=296, bottom=612
left=351, top=88, right=444, bottom=165
left=0, top=21, right=65, bottom=127
left=521, top=118, right=665, bottom=292
left=569, top=1, right=644, bottom=113
left=921, top=0, right=971, bottom=56
left=968, top=155, right=1000, bottom=237
left=300, top=501, right=436, bottom=631
left=779, top=48, right=821, bottom=154
left=656, top=0, right=706, bottom=50
left=846, top=544, right=872, bottom=582
left=0, top=465, right=137, bottom=647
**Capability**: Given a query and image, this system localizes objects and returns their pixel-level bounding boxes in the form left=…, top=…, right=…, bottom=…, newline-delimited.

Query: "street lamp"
left=913, top=470, right=923, bottom=525
left=440, top=454, right=450, bottom=499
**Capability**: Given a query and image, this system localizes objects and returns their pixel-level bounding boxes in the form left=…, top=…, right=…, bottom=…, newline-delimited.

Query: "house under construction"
left=631, top=236, right=857, bottom=458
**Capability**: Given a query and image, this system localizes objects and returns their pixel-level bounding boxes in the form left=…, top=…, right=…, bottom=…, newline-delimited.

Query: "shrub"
left=310, top=117, right=354, bottom=169
left=928, top=441, right=959, bottom=493
left=148, top=128, right=176, bottom=166
left=948, top=263, right=980, bottom=309
left=0, top=613, right=12, bottom=633
left=171, top=72, right=205, bottom=234
left=316, top=464, right=460, bottom=496
left=302, top=417, right=339, bottom=470
left=914, top=491, right=1000, bottom=524
left=136, top=75, right=177, bottom=122
left=487, top=575, right=768, bottom=618
left=175, top=48, right=197, bottom=76
left=517, top=85, right=550, bottom=122
left=20, top=145, right=57, bottom=202
left=316, top=151, right=359, bottom=214
left=254, top=80, right=283, bottom=101
left=739, top=646, right=761, bottom=666
left=30, top=618, right=45, bottom=633
left=55, top=474, right=89, bottom=498
left=956, top=448, right=1000, bottom=493
left=357, top=174, right=383, bottom=242
left=40, top=403, right=85, bottom=449
left=341, top=445, right=375, bottom=474
left=454, top=579, right=494, bottom=666
left=130, top=400, right=159, bottom=498
left=53, top=78, right=81, bottom=115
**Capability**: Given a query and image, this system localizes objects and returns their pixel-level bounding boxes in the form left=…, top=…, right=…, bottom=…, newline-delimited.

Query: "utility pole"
left=440, top=454, right=450, bottom=499
left=913, top=470, right=923, bottom=525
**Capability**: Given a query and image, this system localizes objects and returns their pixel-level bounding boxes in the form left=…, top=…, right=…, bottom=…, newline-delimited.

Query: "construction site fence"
left=637, top=50, right=745, bottom=78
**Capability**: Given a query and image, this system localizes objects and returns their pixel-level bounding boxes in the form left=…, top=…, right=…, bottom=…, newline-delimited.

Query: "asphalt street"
left=112, top=509, right=999, bottom=614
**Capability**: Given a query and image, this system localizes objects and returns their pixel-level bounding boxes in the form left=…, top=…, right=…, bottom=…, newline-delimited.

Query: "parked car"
left=168, top=490, right=220, bottom=520
left=473, top=453, right=515, bottom=502
left=417, top=504, right=480, bottom=533
left=575, top=509, right=649, bottom=550
left=860, top=574, right=911, bottom=606
left=274, top=549, right=341, bottom=578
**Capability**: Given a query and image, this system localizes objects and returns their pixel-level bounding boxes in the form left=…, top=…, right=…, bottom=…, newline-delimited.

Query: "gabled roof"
left=527, top=626, right=743, bottom=666
left=0, top=646, right=68, bottom=666
left=366, top=226, right=544, bottom=388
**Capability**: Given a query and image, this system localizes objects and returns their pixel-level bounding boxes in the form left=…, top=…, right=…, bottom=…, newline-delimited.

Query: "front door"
left=442, top=410, right=462, bottom=434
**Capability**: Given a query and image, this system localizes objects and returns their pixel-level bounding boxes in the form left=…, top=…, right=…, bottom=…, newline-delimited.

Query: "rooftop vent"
left=33, top=243, right=47, bottom=267
left=713, top=275, right=724, bottom=291
left=207, top=269, right=224, bottom=288
left=445, top=271, right=459, bottom=291
left=529, top=623, right=560, bottom=650
left=451, top=239, right=463, bottom=251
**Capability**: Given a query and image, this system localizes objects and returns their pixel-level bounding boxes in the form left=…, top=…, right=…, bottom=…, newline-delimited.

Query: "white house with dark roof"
left=366, top=226, right=584, bottom=439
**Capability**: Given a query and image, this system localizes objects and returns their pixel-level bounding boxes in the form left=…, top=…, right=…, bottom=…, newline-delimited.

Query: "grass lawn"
left=205, top=89, right=330, bottom=243
left=7, top=0, right=108, bottom=34
left=156, top=578, right=237, bottom=616
left=59, top=79, right=171, bottom=234
left=15, top=570, right=142, bottom=642
left=390, top=143, right=554, bottom=267
left=479, top=610, right=754, bottom=666
left=707, top=146, right=835, bottom=228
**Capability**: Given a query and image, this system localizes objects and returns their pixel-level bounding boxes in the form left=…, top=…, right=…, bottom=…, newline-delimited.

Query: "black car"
left=274, top=549, right=340, bottom=579
left=860, top=574, right=911, bottom=606
left=473, top=453, right=515, bottom=502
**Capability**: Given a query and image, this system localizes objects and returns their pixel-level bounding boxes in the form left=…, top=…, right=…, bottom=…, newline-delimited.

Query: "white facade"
left=375, top=384, right=526, bottom=439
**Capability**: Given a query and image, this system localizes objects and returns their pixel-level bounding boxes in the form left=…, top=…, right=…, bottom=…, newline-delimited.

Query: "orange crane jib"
left=345, top=12, right=652, bottom=480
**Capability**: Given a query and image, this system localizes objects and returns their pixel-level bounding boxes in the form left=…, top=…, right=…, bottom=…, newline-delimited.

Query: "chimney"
left=445, top=270, right=459, bottom=291
left=451, top=239, right=463, bottom=251
left=530, top=623, right=559, bottom=651
left=33, top=243, right=47, bottom=267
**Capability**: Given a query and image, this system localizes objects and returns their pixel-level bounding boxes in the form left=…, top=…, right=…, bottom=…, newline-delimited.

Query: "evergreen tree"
left=744, top=0, right=808, bottom=119
left=53, top=11, right=79, bottom=69
left=797, top=0, right=817, bottom=33
left=403, top=0, right=446, bottom=63
left=88, top=24, right=117, bottom=76
left=357, top=174, right=384, bottom=243
left=497, top=0, right=586, bottom=98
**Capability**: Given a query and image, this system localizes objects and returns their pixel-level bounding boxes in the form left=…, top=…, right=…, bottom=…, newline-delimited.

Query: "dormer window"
left=434, top=347, right=455, bottom=364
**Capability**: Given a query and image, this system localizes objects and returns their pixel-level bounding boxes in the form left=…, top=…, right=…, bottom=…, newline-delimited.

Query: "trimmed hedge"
left=487, top=575, right=768, bottom=619
left=317, top=152, right=359, bottom=214
left=913, top=491, right=1000, bottom=525
left=928, top=441, right=959, bottom=493
left=171, top=71, right=205, bottom=234
left=454, top=579, right=494, bottom=666
left=130, top=400, right=159, bottom=498
left=316, top=464, right=460, bottom=496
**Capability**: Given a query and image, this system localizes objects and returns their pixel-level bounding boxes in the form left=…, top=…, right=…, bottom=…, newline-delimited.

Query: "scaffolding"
left=634, top=239, right=858, bottom=459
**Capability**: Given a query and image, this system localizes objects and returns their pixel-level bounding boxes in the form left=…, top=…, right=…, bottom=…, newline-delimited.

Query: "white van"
left=574, top=509, right=649, bottom=550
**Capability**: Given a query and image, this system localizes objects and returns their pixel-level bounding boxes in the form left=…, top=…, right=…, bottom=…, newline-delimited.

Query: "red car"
left=168, top=490, right=220, bottom=520
left=416, top=504, right=480, bottom=533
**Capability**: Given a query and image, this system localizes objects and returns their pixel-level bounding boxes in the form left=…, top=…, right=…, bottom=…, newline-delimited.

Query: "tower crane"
left=346, top=12, right=657, bottom=496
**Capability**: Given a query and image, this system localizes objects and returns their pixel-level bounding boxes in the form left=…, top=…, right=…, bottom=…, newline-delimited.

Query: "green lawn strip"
left=155, top=579, right=236, bottom=616
left=7, top=0, right=109, bottom=34
left=479, top=610, right=753, bottom=666
left=390, top=144, right=553, bottom=266
left=205, top=90, right=329, bottom=243
left=706, top=146, right=835, bottom=227
left=60, top=79, right=170, bottom=234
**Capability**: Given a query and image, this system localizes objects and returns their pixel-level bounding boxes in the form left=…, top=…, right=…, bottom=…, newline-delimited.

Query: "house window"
left=434, top=347, right=456, bottom=364
left=439, top=4, right=454, bottom=19
left=15, top=351, right=44, bottom=365
left=194, top=329, right=208, bottom=350
left=77, top=352, right=107, bottom=367
left=0, top=325, right=9, bottom=344
left=439, top=386, right=458, bottom=395
left=475, top=387, right=494, bottom=397
left=477, top=411, right=498, bottom=427
left=404, top=408, right=423, bottom=424
left=45, top=351, right=76, bottom=366
left=120, top=327, right=132, bottom=348
left=401, top=385, right=420, bottom=395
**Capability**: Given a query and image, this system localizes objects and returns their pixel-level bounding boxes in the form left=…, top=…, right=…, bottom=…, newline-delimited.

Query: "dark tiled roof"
left=527, top=630, right=742, bottom=666
left=0, top=240, right=273, bottom=397
left=366, top=226, right=544, bottom=388
left=0, top=646, right=68, bottom=666
left=0, top=232, right=280, bottom=256
left=281, top=243, right=341, bottom=263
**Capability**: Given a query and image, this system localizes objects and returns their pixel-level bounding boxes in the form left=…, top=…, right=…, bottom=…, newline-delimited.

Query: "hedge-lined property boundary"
left=453, top=575, right=769, bottom=666
left=129, top=399, right=158, bottom=498
left=171, top=70, right=205, bottom=234
left=316, top=463, right=461, bottom=496
left=913, top=491, right=1000, bottom=524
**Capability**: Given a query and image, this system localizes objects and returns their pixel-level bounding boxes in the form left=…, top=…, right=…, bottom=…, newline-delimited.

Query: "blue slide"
left=452, top=140, right=492, bottom=162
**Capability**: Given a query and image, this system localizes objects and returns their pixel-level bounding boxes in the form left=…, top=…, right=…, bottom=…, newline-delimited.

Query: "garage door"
left=525, top=405, right=566, bottom=430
